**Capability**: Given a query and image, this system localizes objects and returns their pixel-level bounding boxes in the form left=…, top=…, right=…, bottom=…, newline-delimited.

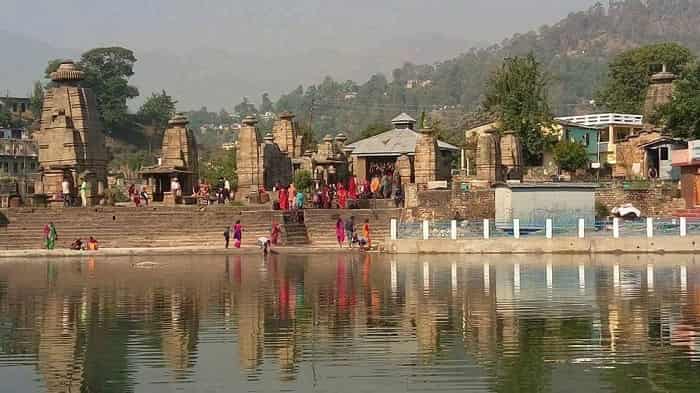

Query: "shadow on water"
left=0, top=254, right=699, bottom=392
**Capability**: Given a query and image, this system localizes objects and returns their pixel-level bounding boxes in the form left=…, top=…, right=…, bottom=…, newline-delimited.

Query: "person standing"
left=345, top=216, right=355, bottom=249
left=224, top=178, right=232, bottom=202
left=336, top=217, right=346, bottom=248
left=279, top=187, right=289, bottom=210
left=79, top=179, right=88, bottom=207
left=295, top=190, right=305, bottom=210
left=270, top=221, right=281, bottom=245
left=223, top=226, right=230, bottom=248
left=288, top=183, right=296, bottom=210
left=61, top=177, right=72, bottom=207
left=338, top=184, right=348, bottom=209
left=362, top=218, right=371, bottom=249
left=233, top=220, right=243, bottom=248
left=44, top=222, right=57, bottom=250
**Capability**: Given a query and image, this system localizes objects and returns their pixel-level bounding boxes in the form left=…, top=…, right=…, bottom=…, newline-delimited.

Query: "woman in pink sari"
left=337, top=184, right=347, bottom=209
left=335, top=217, right=345, bottom=248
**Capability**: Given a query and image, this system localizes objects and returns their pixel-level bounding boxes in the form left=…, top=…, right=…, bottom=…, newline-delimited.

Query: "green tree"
left=595, top=43, right=695, bottom=113
left=78, top=47, right=140, bottom=132
left=484, top=53, right=552, bottom=165
left=0, top=110, right=11, bottom=128
left=553, top=140, right=589, bottom=172
left=293, top=169, right=313, bottom=192
left=260, top=93, right=274, bottom=113
left=201, top=149, right=237, bottom=187
left=29, top=81, right=44, bottom=119
left=137, top=90, right=177, bottom=132
left=234, top=97, right=257, bottom=116
left=656, top=62, right=700, bottom=139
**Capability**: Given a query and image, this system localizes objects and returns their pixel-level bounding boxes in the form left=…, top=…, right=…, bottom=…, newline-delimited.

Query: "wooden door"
left=695, top=175, right=700, bottom=206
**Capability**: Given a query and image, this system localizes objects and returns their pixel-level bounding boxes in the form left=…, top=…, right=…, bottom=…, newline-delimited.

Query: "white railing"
left=555, top=113, right=643, bottom=127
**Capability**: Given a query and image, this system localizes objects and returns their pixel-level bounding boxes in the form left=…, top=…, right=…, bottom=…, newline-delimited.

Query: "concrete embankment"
left=385, top=236, right=700, bottom=254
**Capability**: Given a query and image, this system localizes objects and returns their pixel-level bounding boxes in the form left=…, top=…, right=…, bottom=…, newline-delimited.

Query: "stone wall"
left=408, top=188, right=495, bottom=221
left=595, top=182, right=684, bottom=217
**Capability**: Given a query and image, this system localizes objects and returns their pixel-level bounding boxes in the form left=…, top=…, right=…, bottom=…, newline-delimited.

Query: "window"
left=584, top=133, right=590, bottom=146
left=20, top=103, right=26, bottom=113
left=660, top=147, right=669, bottom=161
left=599, top=128, right=610, bottom=142
left=12, top=103, right=18, bottom=113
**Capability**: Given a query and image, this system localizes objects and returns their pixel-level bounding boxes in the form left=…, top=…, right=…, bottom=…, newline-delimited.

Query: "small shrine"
left=140, top=114, right=199, bottom=204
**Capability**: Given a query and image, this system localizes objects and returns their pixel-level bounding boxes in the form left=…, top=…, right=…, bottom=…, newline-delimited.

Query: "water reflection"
left=0, top=254, right=699, bottom=392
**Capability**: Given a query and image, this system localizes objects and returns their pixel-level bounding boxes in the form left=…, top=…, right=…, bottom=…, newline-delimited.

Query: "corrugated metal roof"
left=346, top=128, right=459, bottom=157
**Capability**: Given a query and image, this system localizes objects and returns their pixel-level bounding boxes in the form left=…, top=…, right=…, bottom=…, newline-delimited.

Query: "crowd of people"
left=42, top=222, right=100, bottom=251
left=335, top=216, right=372, bottom=251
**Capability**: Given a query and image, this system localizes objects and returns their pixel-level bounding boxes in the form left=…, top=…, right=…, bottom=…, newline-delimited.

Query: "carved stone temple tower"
left=413, top=127, right=439, bottom=186
left=34, top=61, right=108, bottom=205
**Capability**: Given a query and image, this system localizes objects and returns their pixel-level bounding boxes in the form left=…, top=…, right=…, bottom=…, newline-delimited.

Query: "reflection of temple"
left=0, top=255, right=698, bottom=391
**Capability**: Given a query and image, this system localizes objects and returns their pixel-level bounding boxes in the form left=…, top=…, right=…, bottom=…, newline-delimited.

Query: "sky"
left=4, top=0, right=596, bottom=55
left=1, top=0, right=599, bottom=108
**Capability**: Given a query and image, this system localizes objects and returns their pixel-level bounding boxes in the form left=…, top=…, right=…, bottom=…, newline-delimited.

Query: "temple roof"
left=346, top=128, right=459, bottom=157
left=50, top=61, right=85, bottom=82
left=391, top=113, right=416, bottom=125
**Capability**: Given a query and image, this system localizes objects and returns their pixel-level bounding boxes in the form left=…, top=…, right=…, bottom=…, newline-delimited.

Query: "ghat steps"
left=0, top=207, right=401, bottom=250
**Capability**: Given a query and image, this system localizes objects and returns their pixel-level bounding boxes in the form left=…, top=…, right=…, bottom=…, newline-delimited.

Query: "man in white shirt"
left=61, top=177, right=72, bottom=207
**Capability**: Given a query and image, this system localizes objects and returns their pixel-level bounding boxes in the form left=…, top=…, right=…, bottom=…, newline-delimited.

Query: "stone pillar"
left=500, top=130, right=523, bottom=180
left=414, top=127, right=438, bottom=187
left=395, top=154, right=412, bottom=185
left=236, top=116, right=261, bottom=199
left=476, top=129, right=500, bottom=183
left=272, top=111, right=300, bottom=158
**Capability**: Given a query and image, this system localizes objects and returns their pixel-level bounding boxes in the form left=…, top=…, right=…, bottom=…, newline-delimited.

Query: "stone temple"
left=34, top=61, right=108, bottom=205
left=140, top=113, right=199, bottom=203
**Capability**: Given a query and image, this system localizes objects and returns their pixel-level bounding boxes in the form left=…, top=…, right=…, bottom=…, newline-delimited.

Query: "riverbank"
left=385, top=235, right=700, bottom=254
left=0, top=245, right=368, bottom=259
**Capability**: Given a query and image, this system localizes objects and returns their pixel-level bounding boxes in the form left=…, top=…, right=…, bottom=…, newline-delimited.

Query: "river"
left=0, top=253, right=698, bottom=392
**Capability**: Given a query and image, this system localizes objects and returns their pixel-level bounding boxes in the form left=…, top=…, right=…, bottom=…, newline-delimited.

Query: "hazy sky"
left=4, top=0, right=596, bottom=54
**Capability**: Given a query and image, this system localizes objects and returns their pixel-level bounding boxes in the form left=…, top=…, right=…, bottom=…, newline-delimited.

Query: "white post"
left=422, top=220, right=429, bottom=240
left=483, top=219, right=490, bottom=239
left=578, top=218, right=585, bottom=239
left=513, top=219, right=520, bottom=239
left=613, top=217, right=620, bottom=239
left=450, top=220, right=457, bottom=240
left=546, top=219, right=553, bottom=239
left=680, top=217, right=687, bottom=237
left=646, top=217, right=654, bottom=238
left=390, top=219, right=398, bottom=241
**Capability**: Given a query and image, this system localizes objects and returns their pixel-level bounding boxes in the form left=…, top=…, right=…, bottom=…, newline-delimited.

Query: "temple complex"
left=236, top=116, right=264, bottom=200
left=499, top=130, right=523, bottom=180
left=33, top=61, right=108, bottom=205
left=140, top=113, right=199, bottom=203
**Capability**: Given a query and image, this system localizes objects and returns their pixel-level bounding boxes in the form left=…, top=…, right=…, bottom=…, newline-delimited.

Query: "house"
left=554, top=113, right=644, bottom=167
left=550, top=120, right=602, bottom=164
left=0, top=128, right=39, bottom=195
left=0, top=97, right=32, bottom=121
left=672, top=141, right=700, bottom=208
left=345, top=113, right=459, bottom=181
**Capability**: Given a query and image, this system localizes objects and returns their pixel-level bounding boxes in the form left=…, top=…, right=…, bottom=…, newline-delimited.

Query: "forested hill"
left=273, top=0, right=700, bottom=141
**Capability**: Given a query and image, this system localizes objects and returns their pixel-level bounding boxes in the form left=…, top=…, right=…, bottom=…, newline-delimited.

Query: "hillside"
left=274, top=0, right=700, bottom=141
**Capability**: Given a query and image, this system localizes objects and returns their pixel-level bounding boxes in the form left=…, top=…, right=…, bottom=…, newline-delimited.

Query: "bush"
left=595, top=201, right=610, bottom=219
left=553, top=141, right=588, bottom=172
left=293, top=170, right=313, bottom=192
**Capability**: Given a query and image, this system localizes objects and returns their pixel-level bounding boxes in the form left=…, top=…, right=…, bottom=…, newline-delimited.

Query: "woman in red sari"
left=279, top=187, right=289, bottom=210
left=337, top=184, right=347, bottom=209
left=348, top=176, right=357, bottom=199
left=321, top=185, right=330, bottom=209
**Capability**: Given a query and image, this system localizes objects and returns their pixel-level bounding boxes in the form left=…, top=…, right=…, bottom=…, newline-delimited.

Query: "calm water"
left=0, top=254, right=699, bottom=393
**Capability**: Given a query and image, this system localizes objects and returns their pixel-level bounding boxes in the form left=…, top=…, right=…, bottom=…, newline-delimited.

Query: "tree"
left=595, top=43, right=695, bottom=113
left=79, top=47, right=140, bottom=132
left=0, top=110, right=11, bottom=128
left=201, top=149, right=237, bottom=187
left=293, top=170, right=313, bottom=192
left=260, top=93, right=274, bottom=114
left=553, top=140, right=588, bottom=172
left=656, top=62, right=700, bottom=139
left=234, top=97, right=257, bottom=116
left=484, top=53, right=552, bottom=165
left=29, top=81, right=44, bottom=119
left=137, top=90, right=177, bottom=132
